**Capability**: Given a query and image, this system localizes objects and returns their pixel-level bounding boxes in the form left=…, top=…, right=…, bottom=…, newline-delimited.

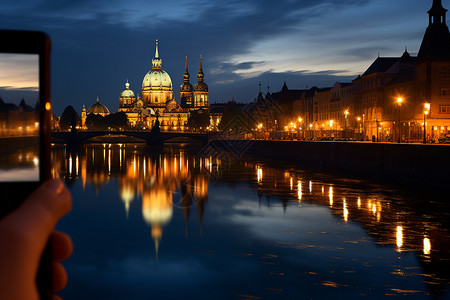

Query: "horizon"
left=0, top=0, right=441, bottom=115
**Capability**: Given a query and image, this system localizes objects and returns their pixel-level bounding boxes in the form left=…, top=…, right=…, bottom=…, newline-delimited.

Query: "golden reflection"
left=142, top=186, right=173, bottom=258
left=329, top=186, right=333, bottom=207
left=257, top=166, right=263, bottom=184
left=297, top=181, right=302, bottom=203
left=69, top=154, right=72, bottom=175
left=52, top=143, right=450, bottom=285
left=75, top=154, right=79, bottom=176
left=396, top=226, right=403, bottom=251
left=52, top=144, right=214, bottom=257
left=343, top=198, right=348, bottom=223
left=423, top=237, right=431, bottom=255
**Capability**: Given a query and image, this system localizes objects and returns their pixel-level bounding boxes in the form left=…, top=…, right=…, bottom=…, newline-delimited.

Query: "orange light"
left=45, top=102, right=51, bottom=111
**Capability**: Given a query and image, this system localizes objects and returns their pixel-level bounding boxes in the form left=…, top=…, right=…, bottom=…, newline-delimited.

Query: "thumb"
left=0, top=179, right=71, bottom=298
left=0, top=178, right=71, bottom=265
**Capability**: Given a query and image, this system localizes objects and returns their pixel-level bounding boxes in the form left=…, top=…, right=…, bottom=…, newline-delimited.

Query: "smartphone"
left=0, top=30, right=52, bottom=299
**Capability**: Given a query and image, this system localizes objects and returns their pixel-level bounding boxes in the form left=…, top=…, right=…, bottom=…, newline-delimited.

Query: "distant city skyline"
left=0, top=0, right=439, bottom=114
left=0, top=54, right=39, bottom=105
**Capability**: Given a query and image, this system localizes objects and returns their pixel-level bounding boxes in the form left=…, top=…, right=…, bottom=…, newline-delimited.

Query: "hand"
left=0, top=179, right=72, bottom=300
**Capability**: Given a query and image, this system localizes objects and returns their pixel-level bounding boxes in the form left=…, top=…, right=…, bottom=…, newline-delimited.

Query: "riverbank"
left=211, top=139, right=450, bottom=195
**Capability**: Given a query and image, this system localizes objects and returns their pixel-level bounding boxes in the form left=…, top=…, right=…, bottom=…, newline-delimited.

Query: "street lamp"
left=298, top=117, right=303, bottom=140
left=362, top=113, right=365, bottom=140
left=309, top=123, right=313, bottom=139
left=397, top=97, right=403, bottom=143
left=357, top=117, right=361, bottom=140
left=344, top=109, right=349, bottom=140
left=423, top=103, right=430, bottom=144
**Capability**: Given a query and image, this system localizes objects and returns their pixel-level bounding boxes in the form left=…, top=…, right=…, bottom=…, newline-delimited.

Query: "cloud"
left=0, top=0, right=432, bottom=113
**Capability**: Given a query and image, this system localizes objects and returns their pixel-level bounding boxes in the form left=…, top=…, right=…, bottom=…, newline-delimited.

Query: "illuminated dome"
left=142, top=69, right=173, bottom=90
left=194, top=82, right=208, bottom=92
left=120, top=81, right=135, bottom=98
left=87, top=97, right=110, bottom=115
left=142, top=40, right=173, bottom=91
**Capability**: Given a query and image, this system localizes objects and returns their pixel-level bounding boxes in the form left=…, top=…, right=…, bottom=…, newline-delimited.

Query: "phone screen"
left=0, top=53, right=40, bottom=182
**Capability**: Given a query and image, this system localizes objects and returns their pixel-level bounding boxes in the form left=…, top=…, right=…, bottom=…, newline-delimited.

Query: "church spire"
left=152, top=39, right=162, bottom=69
left=183, top=56, right=190, bottom=83
left=428, top=0, right=447, bottom=25
left=418, top=0, right=450, bottom=62
left=197, top=55, right=204, bottom=82
left=155, top=39, right=159, bottom=58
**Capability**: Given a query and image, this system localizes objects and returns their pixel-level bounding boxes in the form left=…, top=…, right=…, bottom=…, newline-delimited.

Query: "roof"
left=417, top=25, right=450, bottom=62
left=362, top=57, right=399, bottom=76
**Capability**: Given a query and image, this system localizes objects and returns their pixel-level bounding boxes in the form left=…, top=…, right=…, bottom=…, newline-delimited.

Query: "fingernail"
left=45, top=178, right=64, bottom=195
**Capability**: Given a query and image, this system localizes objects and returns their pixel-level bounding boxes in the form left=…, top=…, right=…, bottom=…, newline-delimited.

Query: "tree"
left=104, top=112, right=129, bottom=130
left=187, top=108, right=210, bottom=131
left=59, top=105, right=80, bottom=131
left=85, top=113, right=106, bottom=130
left=218, top=104, right=250, bottom=132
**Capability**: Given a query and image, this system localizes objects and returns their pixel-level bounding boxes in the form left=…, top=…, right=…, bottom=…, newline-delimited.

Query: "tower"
left=415, top=0, right=450, bottom=112
left=180, top=56, right=193, bottom=108
left=119, top=80, right=136, bottom=112
left=417, top=0, right=450, bottom=63
left=81, top=104, right=86, bottom=129
left=142, top=40, right=173, bottom=109
left=193, top=55, right=209, bottom=109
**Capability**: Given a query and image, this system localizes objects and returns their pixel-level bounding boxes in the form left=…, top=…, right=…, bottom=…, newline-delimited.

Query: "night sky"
left=0, top=0, right=439, bottom=115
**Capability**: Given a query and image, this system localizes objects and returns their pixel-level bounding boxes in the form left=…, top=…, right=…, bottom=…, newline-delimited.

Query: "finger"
left=51, top=231, right=73, bottom=261
left=52, top=261, right=68, bottom=292
left=2, top=179, right=72, bottom=255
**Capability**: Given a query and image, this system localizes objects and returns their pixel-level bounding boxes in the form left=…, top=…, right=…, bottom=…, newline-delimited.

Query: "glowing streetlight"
left=344, top=109, right=349, bottom=140
left=397, top=98, right=403, bottom=143
left=423, top=103, right=430, bottom=144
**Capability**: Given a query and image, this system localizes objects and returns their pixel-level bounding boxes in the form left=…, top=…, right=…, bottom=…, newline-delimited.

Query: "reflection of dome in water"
left=87, top=97, right=110, bottom=115
left=142, top=185, right=173, bottom=257
left=142, top=187, right=173, bottom=225
left=120, top=184, right=134, bottom=218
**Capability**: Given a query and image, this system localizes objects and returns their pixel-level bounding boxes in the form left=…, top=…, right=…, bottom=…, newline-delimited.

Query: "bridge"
left=52, top=130, right=209, bottom=145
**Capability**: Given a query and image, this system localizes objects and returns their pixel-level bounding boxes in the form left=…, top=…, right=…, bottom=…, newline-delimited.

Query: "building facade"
left=258, top=0, right=450, bottom=142
left=117, top=40, right=209, bottom=131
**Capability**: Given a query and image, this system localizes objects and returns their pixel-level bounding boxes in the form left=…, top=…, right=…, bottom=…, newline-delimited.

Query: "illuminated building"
left=81, top=97, right=110, bottom=129
left=118, top=40, right=209, bottom=130
left=264, top=0, right=450, bottom=141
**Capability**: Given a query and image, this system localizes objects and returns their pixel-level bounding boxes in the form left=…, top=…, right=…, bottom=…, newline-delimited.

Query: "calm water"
left=52, top=143, right=450, bottom=300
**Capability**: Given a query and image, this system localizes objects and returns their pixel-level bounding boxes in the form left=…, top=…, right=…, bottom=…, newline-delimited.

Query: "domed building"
left=87, top=97, right=110, bottom=115
left=81, top=97, right=110, bottom=129
left=141, top=40, right=173, bottom=112
left=180, top=56, right=194, bottom=108
left=193, top=56, right=209, bottom=108
left=118, top=40, right=210, bottom=131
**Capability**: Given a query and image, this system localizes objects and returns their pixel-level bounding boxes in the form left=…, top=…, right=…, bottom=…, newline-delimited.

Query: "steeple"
left=428, top=0, right=447, bottom=25
left=197, top=55, right=204, bottom=82
left=418, top=0, right=450, bottom=62
left=183, top=56, right=190, bottom=83
left=152, top=39, right=162, bottom=69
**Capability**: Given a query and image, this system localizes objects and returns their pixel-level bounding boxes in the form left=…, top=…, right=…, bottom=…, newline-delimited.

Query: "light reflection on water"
left=53, top=143, right=450, bottom=300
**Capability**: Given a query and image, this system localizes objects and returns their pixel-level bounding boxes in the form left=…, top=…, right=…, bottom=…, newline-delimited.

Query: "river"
left=52, top=142, right=450, bottom=299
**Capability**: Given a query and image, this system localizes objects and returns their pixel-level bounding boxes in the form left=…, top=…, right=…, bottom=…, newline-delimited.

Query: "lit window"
left=439, top=105, right=450, bottom=113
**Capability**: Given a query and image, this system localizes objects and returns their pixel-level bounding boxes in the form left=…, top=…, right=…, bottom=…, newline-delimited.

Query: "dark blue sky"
left=0, top=0, right=438, bottom=114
